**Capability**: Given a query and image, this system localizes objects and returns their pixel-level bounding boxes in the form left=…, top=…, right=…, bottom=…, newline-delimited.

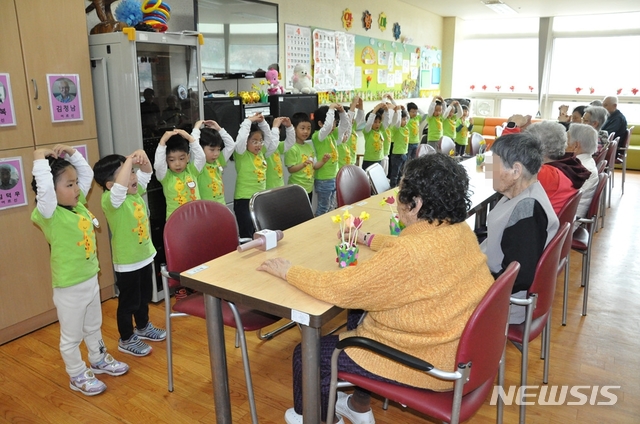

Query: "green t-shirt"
left=443, top=116, right=457, bottom=139
left=233, top=148, right=268, bottom=199
left=158, top=163, right=202, bottom=218
left=312, top=130, right=339, bottom=181
left=198, top=158, right=227, bottom=204
left=266, top=142, right=286, bottom=190
left=383, top=125, right=393, bottom=156
left=285, top=141, right=315, bottom=193
left=31, top=193, right=100, bottom=288
left=335, top=127, right=353, bottom=168
left=101, top=188, right=156, bottom=266
left=349, top=123, right=358, bottom=164
left=427, top=115, right=444, bottom=141
left=407, top=116, right=422, bottom=144
left=363, top=128, right=385, bottom=162
left=391, top=125, right=410, bottom=154
left=455, top=118, right=471, bottom=146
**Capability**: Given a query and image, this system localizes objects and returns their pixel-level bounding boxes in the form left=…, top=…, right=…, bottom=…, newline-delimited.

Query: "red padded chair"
left=336, top=164, right=372, bottom=207
left=556, top=190, right=582, bottom=326
left=326, top=262, right=521, bottom=424
left=508, top=222, right=570, bottom=424
left=161, top=200, right=280, bottom=424
left=571, top=173, right=608, bottom=316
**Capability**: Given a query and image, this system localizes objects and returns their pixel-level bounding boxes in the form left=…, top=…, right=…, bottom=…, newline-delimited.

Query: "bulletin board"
left=283, top=22, right=442, bottom=102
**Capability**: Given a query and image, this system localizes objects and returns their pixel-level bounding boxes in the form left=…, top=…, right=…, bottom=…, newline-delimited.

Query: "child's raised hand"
left=282, top=117, right=292, bottom=127
left=204, top=120, right=221, bottom=130
left=334, top=104, right=345, bottom=113
left=53, top=144, right=76, bottom=158
left=249, top=113, right=264, bottom=123
left=272, top=117, right=284, bottom=128
left=350, top=95, right=360, bottom=110
left=159, top=130, right=175, bottom=145
left=129, top=149, right=149, bottom=166
left=33, top=148, right=56, bottom=160
left=194, top=120, right=205, bottom=130
left=174, top=128, right=195, bottom=142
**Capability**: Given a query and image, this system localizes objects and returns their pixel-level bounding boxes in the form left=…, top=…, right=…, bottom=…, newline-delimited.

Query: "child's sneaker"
left=69, top=369, right=106, bottom=396
left=118, top=334, right=152, bottom=356
left=91, top=353, right=129, bottom=376
left=134, top=322, right=167, bottom=341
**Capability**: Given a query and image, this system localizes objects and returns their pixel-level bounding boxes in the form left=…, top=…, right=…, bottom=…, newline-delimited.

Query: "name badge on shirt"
left=187, top=181, right=196, bottom=189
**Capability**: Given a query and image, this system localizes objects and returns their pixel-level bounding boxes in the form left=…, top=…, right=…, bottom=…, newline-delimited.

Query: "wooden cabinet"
left=0, top=1, right=114, bottom=344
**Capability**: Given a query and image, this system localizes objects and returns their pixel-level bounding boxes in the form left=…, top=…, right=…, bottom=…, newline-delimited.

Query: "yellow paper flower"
left=343, top=210, right=351, bottom=221
left=331, top=215, right=342, bottom=224
left=359, top=211, right=370, bottom=221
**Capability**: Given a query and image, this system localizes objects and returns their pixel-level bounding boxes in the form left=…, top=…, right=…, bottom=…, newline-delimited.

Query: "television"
left=269, top=94, right=318, bottom=120
left=203, top=96, right=245, bottom=140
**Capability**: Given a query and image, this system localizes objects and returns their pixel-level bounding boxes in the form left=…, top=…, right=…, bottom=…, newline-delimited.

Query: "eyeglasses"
left=250, top=140, right=264, bottom=145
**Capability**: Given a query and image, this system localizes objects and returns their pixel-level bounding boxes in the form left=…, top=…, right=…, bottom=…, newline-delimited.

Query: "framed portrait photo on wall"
left=47, top=74, right=83, bottom=123
left=0, top=73, right=17, bottom=127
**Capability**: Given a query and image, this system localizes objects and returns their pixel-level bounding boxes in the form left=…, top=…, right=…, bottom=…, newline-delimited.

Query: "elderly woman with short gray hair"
left=568, top=123, right=599, bottom=218
left=582, top=106, right=610, bottom=151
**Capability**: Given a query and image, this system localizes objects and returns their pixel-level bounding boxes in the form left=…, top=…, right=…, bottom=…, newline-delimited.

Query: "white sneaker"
left=335, top=392, right=375, bottom=424
left=284, top=407, right=344, bottom=424
left=69, top=369, right=106, bottom=396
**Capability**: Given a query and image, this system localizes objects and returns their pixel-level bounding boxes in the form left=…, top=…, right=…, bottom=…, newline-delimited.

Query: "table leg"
left=204, top=294, right=232, bottom=423
left=301, top=325, right=322, bottom=424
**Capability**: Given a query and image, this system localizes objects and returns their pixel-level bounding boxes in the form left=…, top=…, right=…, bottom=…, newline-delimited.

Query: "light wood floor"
left=1, top=170, right=639, bottom=424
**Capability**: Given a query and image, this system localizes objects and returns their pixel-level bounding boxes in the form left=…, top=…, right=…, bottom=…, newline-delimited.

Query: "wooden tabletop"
left=180, top=204, right=392, bottom=328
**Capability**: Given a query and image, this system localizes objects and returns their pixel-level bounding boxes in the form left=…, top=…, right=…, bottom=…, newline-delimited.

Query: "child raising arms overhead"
left=233, top=113, right=279, bottom=238
left=266, top=116, right=296, bottom=189
left=154, top=126, right=206, bottom=218
left=196, top=120, right=236, bottom=204
left=93, top=149, right=165, bottom=358
left=426, top=95, right=452, bottom=153
left=31, top=144, right=129, bottom=396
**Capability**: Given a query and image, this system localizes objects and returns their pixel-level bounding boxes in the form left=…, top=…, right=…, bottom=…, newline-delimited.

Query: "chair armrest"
left=336, top=336, right=434, bottom=373
left=510, top=296, right=533, bottom=306
left=160, top=264, right=181, bottom=281
left=577, top=217, right=594, bottom=225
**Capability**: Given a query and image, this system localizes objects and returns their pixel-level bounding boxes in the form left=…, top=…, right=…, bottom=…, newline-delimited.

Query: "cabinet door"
left=15, top=0, right=97, bottom=145
left=0, top=0, right=35, bottom=150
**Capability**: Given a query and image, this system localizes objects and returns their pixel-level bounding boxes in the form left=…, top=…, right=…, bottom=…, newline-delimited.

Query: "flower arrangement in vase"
left=380, top=195, right=405, bottom=235
left=332, top=210, right=369, bottom=268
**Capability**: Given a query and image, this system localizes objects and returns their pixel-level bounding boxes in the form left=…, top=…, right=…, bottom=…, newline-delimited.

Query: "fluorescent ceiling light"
left=482, top=0, right=518, bottom=15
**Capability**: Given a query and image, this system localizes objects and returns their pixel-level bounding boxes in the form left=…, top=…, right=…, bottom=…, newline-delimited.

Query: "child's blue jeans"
left=314, top=178, right=336, bottom=217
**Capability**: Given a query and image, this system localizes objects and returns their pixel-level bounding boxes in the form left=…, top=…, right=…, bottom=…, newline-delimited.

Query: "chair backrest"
left=336, top=165, right=372, bottom=207
left=607, top=131, right=616, bottom=142
left=594, top=146, right=608, bottom=167
left=416, top=143, right=437, bottom=157
left=528, top=222, right=571, bottom=321
left=365, top=163, right=391, bottom=195
left=250, top=184, right=314, bottom=231
left=596, top=159, right=607, bottom=174
left=440, top=136, right=455, bottom=155
left=586, top=173, right=608, bottom=221
left=556, top=190, right=582, bottom=270
left=605, top=139, right=618, bottom=171
left=470, top=132, right=484, bottom=156
left=456, top=261, right=520, bottom=395
left=621, top=127, right=634, bottom=150
left=163, top=200, right=239, bottom=289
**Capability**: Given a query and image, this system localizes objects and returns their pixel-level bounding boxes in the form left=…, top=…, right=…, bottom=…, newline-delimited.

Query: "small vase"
left=389, top=213, right=405, bottom=236
left=336, top=243, right=359, bottom=268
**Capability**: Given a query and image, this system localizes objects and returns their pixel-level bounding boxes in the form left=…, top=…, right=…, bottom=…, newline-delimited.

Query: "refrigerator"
left=89, top=30, right=203, bottom=302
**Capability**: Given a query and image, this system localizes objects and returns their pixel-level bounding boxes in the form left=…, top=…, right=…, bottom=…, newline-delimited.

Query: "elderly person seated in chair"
left=581, top=105, right=610, bottom=153
left=568, top=123, right=599, bottom=219
left=481, top=133, right=559, bottom=324
left=258, top=154, right=495, bottom=424
left=525, top=121, right=590, bottom=214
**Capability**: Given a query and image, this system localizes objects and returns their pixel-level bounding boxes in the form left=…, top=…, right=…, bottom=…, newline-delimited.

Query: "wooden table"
left=180, top=204, right=392, bottom=424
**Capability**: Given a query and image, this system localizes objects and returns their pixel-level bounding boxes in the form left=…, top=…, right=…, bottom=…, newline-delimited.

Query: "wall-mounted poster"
left=0, top=156, right=28, bottom=210
left=284, top=24, right=312, bottom=90
left=0, top=73, right=16, bottom=127
left=47, top=74, right=83, bottom=123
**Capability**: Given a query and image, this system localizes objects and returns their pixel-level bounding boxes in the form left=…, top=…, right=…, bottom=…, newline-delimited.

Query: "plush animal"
left=86, top=0, right=129, bottom=34
left=292, top=64, right=316, bottom=94
left=265, top=69, right=284, bottom=95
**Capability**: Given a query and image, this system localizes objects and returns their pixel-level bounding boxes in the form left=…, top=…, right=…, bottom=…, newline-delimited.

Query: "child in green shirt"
left=266, top=117, right=295, bottom=189
left=286, top=112, right=330, bottom=203
left=196, top=120, right=236, bottom=204
left=406, top=102, right=426, bottom=160
left=153, top=126, right=206, bottom=218
left=454, top=105, right=474, bottom=156
left=389, top=106, right=410, bottom=187
left=362, top=103, right=387, bottom=170
left=31, top=144, right=128, bottom=396
left=426, top=96, right=452, bottom=153
left=233, top=113, right=279, bottom=238
left=93, top=149, right=165, bottom=358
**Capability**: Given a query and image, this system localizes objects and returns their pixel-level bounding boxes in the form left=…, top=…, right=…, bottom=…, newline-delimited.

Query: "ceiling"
left=400, top=0, right=640, bottom=21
